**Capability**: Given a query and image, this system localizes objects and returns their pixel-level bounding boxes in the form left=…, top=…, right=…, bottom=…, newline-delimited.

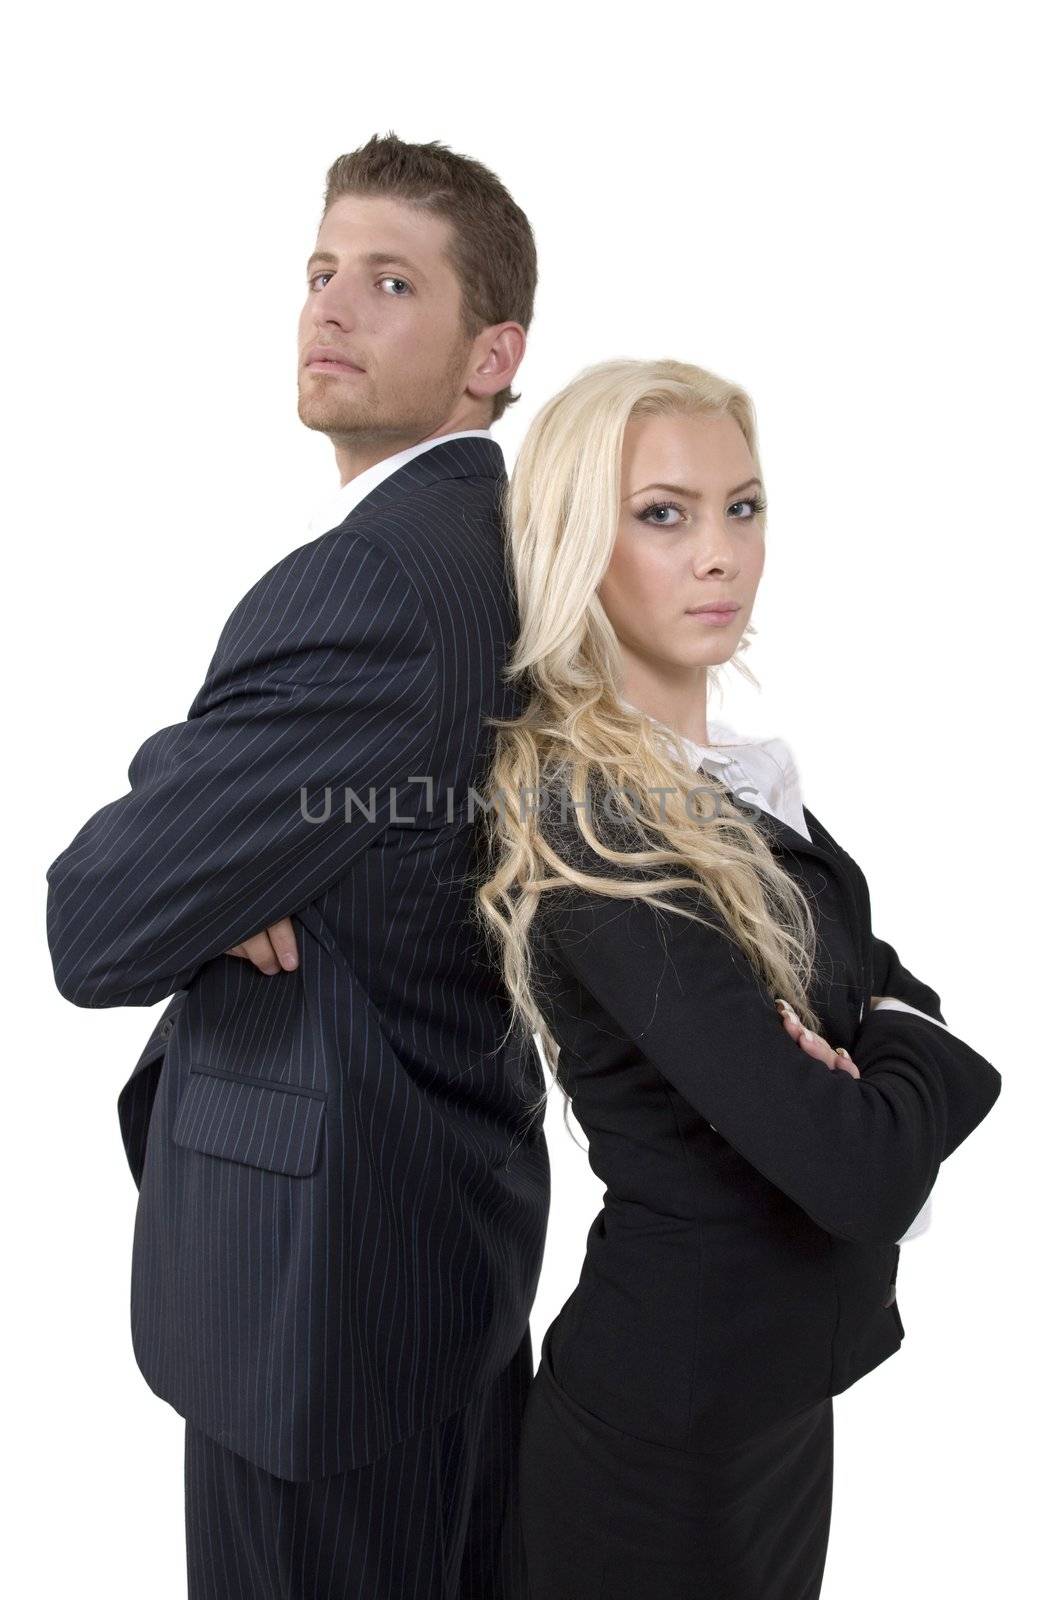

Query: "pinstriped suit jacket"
left=45, top=435, right=551, bottom=1481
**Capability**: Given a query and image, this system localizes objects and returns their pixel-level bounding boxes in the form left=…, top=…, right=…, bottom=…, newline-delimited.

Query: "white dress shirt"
left=621, top=699, right=935, bottom=1243
left=304, top=428, right=494, bottom=541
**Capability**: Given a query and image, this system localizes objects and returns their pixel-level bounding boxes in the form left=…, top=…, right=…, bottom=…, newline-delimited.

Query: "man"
left=46, top=133, right=550, bottom=1599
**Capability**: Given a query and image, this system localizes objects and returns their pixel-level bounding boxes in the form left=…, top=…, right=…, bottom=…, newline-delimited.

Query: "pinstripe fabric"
left=184, top=1325, right=533, bottom=1599
left=46, top=436, right=550, bottom=1483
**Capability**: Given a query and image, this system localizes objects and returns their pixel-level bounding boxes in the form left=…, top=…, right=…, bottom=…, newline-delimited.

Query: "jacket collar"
left=619, top=697, right=835, bottom=867
left=757, top=801, right=848, bottom=876
left=316, top=433, right=506, bottom=537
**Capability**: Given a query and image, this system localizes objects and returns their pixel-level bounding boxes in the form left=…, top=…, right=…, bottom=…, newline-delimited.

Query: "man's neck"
left=334, top=421, right=490, bottom=487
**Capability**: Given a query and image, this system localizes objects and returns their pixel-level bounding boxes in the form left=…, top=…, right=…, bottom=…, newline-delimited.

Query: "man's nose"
left=310, top=281, right=360, bottom=330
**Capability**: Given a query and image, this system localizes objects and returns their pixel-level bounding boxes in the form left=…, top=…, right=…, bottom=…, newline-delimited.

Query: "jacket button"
left=160, top=1019, right=174, bottom=1038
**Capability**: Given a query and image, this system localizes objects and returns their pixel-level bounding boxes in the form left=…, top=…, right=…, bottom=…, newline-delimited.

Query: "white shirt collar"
left=305, top=428, right=494, bottom=540
left=617, top=696, right=809, bottom=838
left=618, top=696, right=767, bottom=766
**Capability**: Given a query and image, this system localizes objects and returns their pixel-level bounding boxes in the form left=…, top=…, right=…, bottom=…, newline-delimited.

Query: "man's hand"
left=225, top=917, right=299, bottom=974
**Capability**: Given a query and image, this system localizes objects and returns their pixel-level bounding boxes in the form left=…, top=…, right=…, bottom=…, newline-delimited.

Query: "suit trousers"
left=518, top=1324, right=834, bottom=1600
left=184, top=1327, right=534, bottom=1600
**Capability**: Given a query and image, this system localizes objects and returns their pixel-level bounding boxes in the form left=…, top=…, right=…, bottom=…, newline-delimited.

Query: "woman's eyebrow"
left=623, top=476, right=762, bottom=501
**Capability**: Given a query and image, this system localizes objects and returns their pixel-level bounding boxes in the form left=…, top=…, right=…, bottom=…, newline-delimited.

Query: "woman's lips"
left=686, top=607, right=740, bottom=625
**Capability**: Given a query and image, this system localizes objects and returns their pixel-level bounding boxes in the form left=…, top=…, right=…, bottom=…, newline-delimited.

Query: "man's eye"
left=308, top=272, right=333, bottom=291
left=380, top=276, right=411, bottom=295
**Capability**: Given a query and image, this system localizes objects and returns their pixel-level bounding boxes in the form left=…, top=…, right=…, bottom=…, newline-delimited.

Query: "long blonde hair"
left=476, top=358, right=823, bottom=1127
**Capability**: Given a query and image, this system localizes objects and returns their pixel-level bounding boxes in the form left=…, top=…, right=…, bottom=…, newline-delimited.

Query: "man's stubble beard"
left=297, top=335, right=476, bottom=448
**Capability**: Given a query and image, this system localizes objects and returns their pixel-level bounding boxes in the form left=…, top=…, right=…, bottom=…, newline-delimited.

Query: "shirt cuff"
left=897, top=1193, right=933, bottom=1242
left=871, top=998, right=944, bottom=1241
left=872, top=995, right=951, bottom=1033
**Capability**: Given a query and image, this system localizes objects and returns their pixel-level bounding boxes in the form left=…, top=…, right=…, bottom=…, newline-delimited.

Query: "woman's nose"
left=692, top=529, right=737, bottom=576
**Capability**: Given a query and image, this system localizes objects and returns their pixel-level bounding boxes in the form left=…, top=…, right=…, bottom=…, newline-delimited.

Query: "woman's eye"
left=380, top=276, right=411, bottom=295
left=728, top=496, right=766, bottom=520
left=638, top=500, right=684, bottom=526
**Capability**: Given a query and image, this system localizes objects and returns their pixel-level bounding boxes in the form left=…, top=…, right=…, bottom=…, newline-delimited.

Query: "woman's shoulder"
left=535, top=766, right=666, bottom=880
left=530, top=771, right=720, bottom=970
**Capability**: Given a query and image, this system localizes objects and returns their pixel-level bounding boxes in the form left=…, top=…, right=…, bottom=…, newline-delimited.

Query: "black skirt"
left=517, top=1323, right=834, bottom=1600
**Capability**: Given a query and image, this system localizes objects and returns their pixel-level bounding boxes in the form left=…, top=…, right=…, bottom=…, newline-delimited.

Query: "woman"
left=476, top=359, right=1001, bottom=1599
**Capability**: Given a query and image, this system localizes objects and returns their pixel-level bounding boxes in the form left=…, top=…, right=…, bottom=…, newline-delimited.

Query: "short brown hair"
left=322, top=133, right=537, bottom=423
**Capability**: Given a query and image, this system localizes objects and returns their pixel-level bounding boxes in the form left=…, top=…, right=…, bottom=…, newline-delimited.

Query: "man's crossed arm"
left=46, top=530, right=439, bottom=1007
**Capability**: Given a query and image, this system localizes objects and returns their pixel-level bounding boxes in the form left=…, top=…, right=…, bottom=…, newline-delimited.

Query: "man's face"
left=297, top=194, right=480, bottom=445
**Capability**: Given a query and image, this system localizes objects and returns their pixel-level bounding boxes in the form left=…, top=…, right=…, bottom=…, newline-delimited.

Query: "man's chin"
left=297, top=397, right=373, bottom=435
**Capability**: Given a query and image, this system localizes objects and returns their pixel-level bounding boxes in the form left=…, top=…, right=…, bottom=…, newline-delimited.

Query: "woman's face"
left=599, top=410, right=766, bottom=680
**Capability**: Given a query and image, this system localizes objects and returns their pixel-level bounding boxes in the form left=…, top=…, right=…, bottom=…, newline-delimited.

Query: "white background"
left=5, top=2, right=1048, bottom=1594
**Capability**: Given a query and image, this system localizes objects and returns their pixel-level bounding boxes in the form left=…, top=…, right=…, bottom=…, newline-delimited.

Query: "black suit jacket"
left=530, top=791, right=1001, bottom=1449
left=46, top=436, right=550, bottom=1480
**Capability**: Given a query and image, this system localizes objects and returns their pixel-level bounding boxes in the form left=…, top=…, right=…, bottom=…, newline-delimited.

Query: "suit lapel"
left=755, top=801, right=868, bottom=995
left=760, top=802, right=843, bottom=872
left=702, top=761, right=842, bottom=877
left=748, top=799, right=856, bottom=902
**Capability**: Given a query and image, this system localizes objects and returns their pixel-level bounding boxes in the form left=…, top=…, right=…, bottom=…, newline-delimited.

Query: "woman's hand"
left=774, top=998, right=859, bottom=1078
left=225, top=916, right=300, bottom=974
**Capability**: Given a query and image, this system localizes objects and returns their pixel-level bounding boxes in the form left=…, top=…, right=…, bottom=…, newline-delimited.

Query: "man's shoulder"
left=333, top=476, right=513, bottom=667
left=245, top=475, right=500, bottom=617
left=199, top=473, right=506, bottom=697
left=342, top=473, right=505, bottom=575
left=207, top=517, right=426, bottom=673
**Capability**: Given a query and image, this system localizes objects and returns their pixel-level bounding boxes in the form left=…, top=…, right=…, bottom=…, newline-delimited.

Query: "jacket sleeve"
left=542, top=885, right=1002, bottom=1246
left=46, top=531, right=439, bottom=1009
left=870, top=933, right=946, bottom=1021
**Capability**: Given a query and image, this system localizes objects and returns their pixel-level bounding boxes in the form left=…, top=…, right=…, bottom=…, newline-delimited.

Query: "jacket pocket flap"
left=172, top=1068, right=325, bottom=1177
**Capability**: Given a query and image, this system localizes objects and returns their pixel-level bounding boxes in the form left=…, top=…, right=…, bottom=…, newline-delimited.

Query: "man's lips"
left=303, top=345, right=364, bottom=373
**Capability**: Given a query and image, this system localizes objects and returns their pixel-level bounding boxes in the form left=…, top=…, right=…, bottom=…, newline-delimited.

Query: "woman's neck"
left=618, top=682, right=711, bottom=749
